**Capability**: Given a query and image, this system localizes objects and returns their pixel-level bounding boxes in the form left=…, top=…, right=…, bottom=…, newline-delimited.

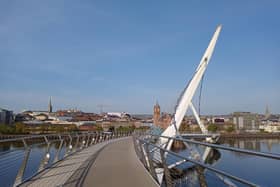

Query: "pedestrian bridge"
left=0, top=132, right=159, bottom=187
left=1, top=132, right=280, bottom=187
left=20, top=137, right=158, bottom=187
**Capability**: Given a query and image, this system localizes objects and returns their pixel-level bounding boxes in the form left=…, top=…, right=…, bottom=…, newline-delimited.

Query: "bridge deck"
left=83, top=137, right=158, bottom=187
left=21, top=137, right=158, bottom=187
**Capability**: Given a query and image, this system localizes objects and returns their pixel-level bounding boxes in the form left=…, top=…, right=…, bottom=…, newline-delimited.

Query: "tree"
left=207, top=124, right=218, bottom=132
left=96, top=125, right=103, bottom=132
left=226, top=126, right=235, bottom=133
left=108, top=126, right=115, bottom=132
left=0, top=124, right=15, bottom=134
left=179, top=122, right=190, bottom=132
left=15, top=122, right=26, bottom=134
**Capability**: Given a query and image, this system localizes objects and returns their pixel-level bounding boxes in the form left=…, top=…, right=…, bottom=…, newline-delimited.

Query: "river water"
left=0, top=138, right=279, bottom=187
left=173, top=138, right=280, bottom=187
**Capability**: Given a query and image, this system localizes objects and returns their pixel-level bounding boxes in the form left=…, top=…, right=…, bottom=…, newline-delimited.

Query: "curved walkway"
left=83, top=137, right=159, bottom=187
left=21, top=137, right=158, bottom=187
left=20, top=138, right=123, bottom=187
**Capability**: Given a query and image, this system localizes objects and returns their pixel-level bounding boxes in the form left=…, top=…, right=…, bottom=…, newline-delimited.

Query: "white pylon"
left=158, top=25, right=222, bottom=151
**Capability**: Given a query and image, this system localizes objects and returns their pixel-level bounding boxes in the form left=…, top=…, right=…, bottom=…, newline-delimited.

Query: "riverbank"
left=220, top=133, right=280, bottom=139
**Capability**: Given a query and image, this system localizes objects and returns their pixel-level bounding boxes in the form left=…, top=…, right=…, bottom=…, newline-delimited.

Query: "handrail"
left=150, top=134, right=280, bottom=160
left=0, top=132, right=96, bottom=143
left=138, top=138, right=258, bottom=187
left=133, top=134, right=280, bottom=187
left=0, top=131, right=132, bottom=187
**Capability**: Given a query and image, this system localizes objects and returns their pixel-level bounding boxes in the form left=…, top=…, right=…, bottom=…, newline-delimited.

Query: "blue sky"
left=0, top=0, right=279, bottom=114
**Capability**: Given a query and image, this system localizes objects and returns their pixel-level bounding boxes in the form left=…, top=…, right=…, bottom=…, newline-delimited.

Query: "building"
left=265, top=105, right=271, bottom=119
left=260, top=111, right=280, bottom=133
left=211, top=117, right=225, bottom=124
left=153, top=102, right=172, bottom=129
left=48, top=97, right=53, bottom=113
left=153, top=102, right=160, bottom=126
left=232, top=112, right=260, bottom=131
left=17, top=97, right=55, bottom=123
left=0, top=108, right=14, bottom=125
left=259, top=124, right=280, bottom=133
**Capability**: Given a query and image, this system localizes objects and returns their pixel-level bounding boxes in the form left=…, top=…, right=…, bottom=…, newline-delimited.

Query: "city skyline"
left=0, top=1, right=280, bottom=114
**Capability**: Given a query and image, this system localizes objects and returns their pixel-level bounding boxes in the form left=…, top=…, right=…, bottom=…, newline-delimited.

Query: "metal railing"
left=133, top=134, right=280, bottom=187
left=0, top=131, right=132, bottom=187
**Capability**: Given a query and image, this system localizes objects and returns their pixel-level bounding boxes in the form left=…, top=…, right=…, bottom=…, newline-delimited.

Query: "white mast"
left=159, top=25, right=222, bottom=150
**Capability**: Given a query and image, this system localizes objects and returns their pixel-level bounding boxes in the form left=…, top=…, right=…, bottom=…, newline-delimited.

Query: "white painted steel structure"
left=158, top=25, right=222, bottom=151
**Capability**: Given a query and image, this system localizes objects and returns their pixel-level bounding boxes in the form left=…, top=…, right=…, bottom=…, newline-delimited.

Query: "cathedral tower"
left=48, top=97, right=53, bottom=113
left=265, top=105, right=270, bottom=119
left=153, top=101, right=160, bottom=126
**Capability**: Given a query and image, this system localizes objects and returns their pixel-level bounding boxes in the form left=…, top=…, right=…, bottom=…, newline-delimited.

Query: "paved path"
left=20, top=138, right=126, bottom=187
left=21, top=137, right=159, bottom=187
left=83, top=137, right=159, bottom=187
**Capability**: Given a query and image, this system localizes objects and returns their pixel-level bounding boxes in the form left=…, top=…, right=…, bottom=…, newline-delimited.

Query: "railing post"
left=38, top=136, right=51, bottom=172
left=65, top=134, right=73, bottom=157
left=74, top=134, right=80, bottom=152
left=144, top=143, right=158, bottom=183
left=93, top=133, right=97, bottom=144
left=98, top=134, right=102, bottom=142
left=132, top=136, right=139, bottom=157
left=139, top=142, right=148, bottom=168
left=81, top=133, right=86, bottom=149
left=94, top=133, right=98, bottom=144
left=13, top=139, right=31, bottom=187
left=54, top=135, right=63, bottom=163
left=160, top=149, right=173, bottom=187
left=85, top=133, right=91, bottom=147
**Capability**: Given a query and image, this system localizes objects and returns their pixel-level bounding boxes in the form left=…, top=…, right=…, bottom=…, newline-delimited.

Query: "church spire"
left=48, top=97, right=53, bottom=113
left=265, top=105, right=270, bottom=119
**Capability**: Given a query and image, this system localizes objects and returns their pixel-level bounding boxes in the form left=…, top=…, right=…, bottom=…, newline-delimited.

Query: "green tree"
left=207, top=124, right=218, bottom=132
left=0, top=124, right=15, bottom=134
left=226, top=126, right=235, bottom=133
left=15, top=122, right=26, bottom=134
left=96, top=125, right=103, bottom=132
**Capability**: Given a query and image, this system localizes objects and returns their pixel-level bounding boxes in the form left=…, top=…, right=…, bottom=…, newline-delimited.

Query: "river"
left=173, top=138, right=280, bottom=187
left=0, top=138, right=279, bottom=187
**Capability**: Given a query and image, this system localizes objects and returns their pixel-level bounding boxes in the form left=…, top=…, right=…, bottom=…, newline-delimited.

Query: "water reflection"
left=168, top=138, right=280, bottom=187
left=0, top=141, right=68, bottom=187
left=1, top=138, right=280, bottom=187
left=169, top=146, right=223, bottom=187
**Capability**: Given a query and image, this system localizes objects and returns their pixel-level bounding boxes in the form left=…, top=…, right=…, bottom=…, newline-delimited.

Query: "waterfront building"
left=211, top=117, right=225, bottom=124
left=232, top=112, right=260, bottom=131
left=259, top=124, right=280, bottom=133
left=20, top=97, right=55, bottom=120
left=0, top=108, right=13, bottom=125
left=153, top=102, right=172, bottom=129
